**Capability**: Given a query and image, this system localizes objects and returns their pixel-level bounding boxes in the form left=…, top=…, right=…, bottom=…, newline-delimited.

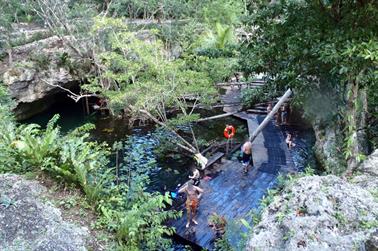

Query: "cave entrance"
left=21, top=86, right=98, bottom=132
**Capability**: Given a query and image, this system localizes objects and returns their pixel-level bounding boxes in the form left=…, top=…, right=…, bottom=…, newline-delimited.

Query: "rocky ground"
left=0, top=174, right=111, bottom=251
left=247, top=150, right=378, bottom=251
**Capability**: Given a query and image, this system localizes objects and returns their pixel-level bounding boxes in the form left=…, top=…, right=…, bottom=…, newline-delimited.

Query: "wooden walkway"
left=169, top=82, right=296, bottom=249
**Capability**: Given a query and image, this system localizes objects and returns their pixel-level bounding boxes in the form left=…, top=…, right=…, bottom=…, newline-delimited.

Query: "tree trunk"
left=7, top=48, right=13, bottom=66
left=6, top=37, right=12, bottom=65
left=344, top=82, right=369, bottom=175
left=250, top=89, right=292, bottom=142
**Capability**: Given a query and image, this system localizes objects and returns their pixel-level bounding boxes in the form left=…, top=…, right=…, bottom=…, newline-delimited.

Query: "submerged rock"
left=0, top=174, right=89, bottom=251
left=247, top=160, right=378, bottom=251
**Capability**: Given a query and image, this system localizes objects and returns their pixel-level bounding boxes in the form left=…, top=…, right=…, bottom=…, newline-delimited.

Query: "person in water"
left=241, top=141, right=253, bottom=173
left=286, top=133, right=296, bottom=149
left=178, top=181, right=204, bottom=228
left=189, top=167, right=200, bottom=186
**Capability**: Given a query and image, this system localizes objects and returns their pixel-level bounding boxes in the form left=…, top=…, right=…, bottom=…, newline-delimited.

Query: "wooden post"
left=249, top=89, right=292, bottom=142
left=85, top=96, right=90, bottom=115
left=116, top=149, right=119, bottom=185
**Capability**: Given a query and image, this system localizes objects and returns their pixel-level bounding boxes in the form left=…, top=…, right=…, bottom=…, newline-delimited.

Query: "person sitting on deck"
left=267, top=102, right=273, bottom=113
left=286, top=133, right=296, bottom=149
left=241, top=141, right=254, bottom=173
left=189, top=167, right=200, bottom=186
left=281, top=105, right=289, bottom=125
left=178, top=181, right=204, bottom=228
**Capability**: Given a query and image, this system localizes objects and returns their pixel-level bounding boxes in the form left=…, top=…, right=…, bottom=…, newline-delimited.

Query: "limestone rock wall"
left=1, top=29, right=88, bottom=120
left=0, top=174, right=89, bottom=251
left=247, top=150, right=378, bottom=251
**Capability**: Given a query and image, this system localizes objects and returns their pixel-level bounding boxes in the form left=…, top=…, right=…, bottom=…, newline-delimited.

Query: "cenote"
left=23, top=92, right=317, bottom=249
left=23, top=93, right=250, bottom=192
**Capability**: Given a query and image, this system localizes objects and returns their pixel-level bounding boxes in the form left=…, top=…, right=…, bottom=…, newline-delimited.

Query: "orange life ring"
left=224, top=125, right=235, bottom=139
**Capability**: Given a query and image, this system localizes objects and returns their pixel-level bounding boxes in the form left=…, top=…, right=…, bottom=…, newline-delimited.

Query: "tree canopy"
left=240, top=0, right=378, bottom=173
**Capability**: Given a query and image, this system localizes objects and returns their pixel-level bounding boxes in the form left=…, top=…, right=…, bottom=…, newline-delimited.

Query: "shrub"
left=241, top=84, right=280, bottom=108
left=241, top=87, right=266, bottom=107
left=30, top=52, right=50, bottom=70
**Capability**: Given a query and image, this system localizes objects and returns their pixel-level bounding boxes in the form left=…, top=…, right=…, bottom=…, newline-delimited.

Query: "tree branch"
left=42, top=80, right=99, bottom=102
left=139, top=109, right=197, bottom=154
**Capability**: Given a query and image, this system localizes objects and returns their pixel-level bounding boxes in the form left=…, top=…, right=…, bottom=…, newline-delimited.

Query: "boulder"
left=247, top=175, right=378, bottom=251
left=0, top=174, right=89, bottom=251
left=351, top=149, right=378, bottom=192
left=312, top=120, right=346, bottom=174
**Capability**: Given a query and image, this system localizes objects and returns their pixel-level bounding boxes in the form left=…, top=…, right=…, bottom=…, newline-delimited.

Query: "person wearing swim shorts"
left=178, top=181, right=204, bottom=228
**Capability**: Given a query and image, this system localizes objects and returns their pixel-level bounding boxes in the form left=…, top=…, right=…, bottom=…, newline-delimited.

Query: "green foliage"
left=360, top=219, right=378, bottom=230
left=260, top=188, right=278, bottom=208
left=0, top=89, right=178, bottom=249
left=201, top=23, right=235, bottom=50
left=183, top=55, right=239, bottom=83
left=94, top=139, right=180, bottom=249
left=57, top=52, right=72, bottom=69
left=200, top=0, right=243, bottom=27
left=334, top=211, right=347, bottom=226
left=91, top=18, right=216, bottom=113
left=241, top=84, right=280, bottom=108
left=30, top=52, right=50, bottom=70
left=239, top=0, right=378, bottom=170
left=214, top=236, right=234, bottom=251
left=241, top=88, right=266, bottom=107
left=0, top=0, right=38, bottom=28
left=88, top=18, right=223, bottom=154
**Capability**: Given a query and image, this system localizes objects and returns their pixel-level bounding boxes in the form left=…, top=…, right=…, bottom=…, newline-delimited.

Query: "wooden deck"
left=169, top=81, right=296, bottom=249
left=169, top=115, right=295, bottom=250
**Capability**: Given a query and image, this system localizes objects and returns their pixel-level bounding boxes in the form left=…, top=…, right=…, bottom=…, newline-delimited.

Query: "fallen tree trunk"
left=196, top=112, right=238, bottom=122
left=249, top=89, right=293, bottom=142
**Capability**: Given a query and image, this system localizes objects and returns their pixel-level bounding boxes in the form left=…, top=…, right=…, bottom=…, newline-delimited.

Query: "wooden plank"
left=202, top=152, right=224, bottom=170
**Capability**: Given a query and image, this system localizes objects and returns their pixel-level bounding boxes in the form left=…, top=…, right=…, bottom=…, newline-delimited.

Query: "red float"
left=223, top=125, right=236, bottom=139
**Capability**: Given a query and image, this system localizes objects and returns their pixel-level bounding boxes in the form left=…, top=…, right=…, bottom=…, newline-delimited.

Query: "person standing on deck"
left=241, top=141, right=253, bottom=173
left=178, top=181, right=204, bottom=228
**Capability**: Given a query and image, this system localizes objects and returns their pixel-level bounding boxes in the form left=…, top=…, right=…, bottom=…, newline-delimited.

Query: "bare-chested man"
left=178, top=181, right=204, bottom=228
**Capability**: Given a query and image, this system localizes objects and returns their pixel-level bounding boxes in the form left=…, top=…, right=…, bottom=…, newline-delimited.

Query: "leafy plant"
left=30, top=52, right=50, bottom=70
left=334, top=211, right=347, bottom=226
left=0, top=87, right=180, bottom=249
